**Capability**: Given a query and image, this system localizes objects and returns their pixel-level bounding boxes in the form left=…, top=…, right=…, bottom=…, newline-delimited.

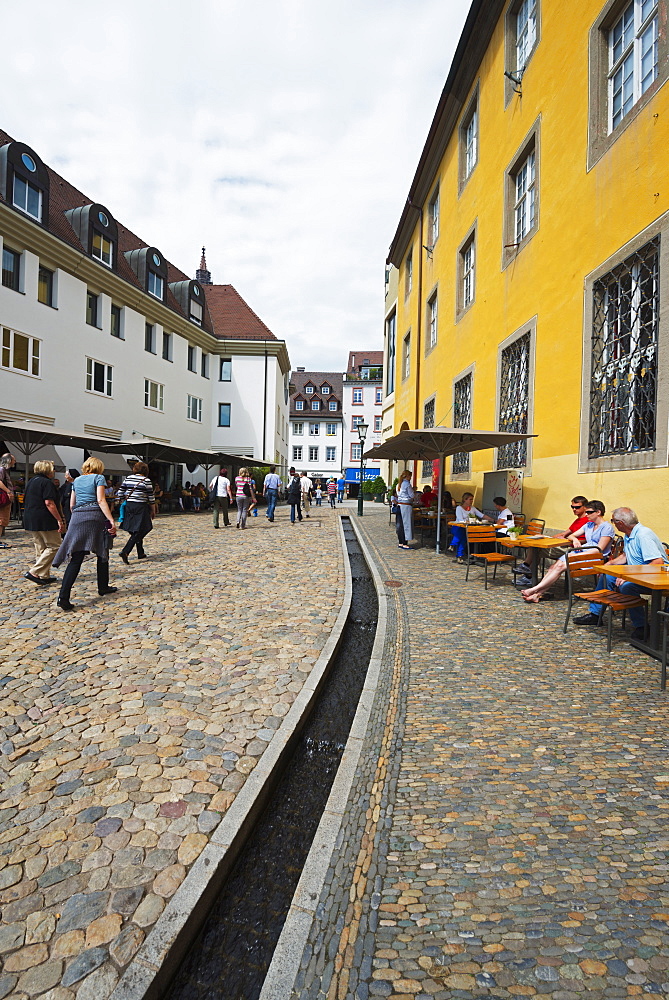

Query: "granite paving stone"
left=0, top=507, right=345, bottom=998
left=293, top=505, right=669, bottom=1000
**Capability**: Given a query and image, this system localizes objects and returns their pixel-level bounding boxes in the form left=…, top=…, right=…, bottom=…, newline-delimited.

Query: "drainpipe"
left=409, top=199, right=424, bottom=486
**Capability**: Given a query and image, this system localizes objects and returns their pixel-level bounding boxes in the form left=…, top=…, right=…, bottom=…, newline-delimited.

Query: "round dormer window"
left=98, top=211, right=109, bottom=227
left=193, top=285, right=200, bottom=296
left=152, top=253, right=161, bottom=267
left=21, top=153, right=37, bottom=172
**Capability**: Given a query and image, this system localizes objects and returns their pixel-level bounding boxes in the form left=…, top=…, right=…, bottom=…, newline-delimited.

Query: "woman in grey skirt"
left=53, top=457, right=117, bottom=611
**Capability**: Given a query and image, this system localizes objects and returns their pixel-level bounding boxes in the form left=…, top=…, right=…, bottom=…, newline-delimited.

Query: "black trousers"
left=59, top=551, right=109, bottom=602
left=120, top=530, right=148, bottom=558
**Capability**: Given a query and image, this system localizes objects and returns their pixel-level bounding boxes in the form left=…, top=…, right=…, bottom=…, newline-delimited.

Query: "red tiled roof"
left=347, top=350, right=384, bottom=373
left=0, top=128, right=220, bottom=333
left=203, top=284, right=278, bottom=341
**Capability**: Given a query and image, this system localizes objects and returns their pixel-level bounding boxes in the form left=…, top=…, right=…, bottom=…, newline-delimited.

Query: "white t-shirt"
left=209, top=475, right=231, bottom=497
left=300, top=476, right=313, bottom=495
left=495, top=508, right=514, bottom=534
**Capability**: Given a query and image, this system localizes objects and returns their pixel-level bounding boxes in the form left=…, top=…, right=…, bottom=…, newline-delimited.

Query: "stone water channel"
left=164, top=518, right=378, bottom=1000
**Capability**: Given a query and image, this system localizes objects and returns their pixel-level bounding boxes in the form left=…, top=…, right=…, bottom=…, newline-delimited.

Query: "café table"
left=589, top=562, right=669, bottom=670
left=499, top=534, right=571, bottom=586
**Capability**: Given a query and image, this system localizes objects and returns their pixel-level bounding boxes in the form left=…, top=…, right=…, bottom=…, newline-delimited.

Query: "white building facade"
left=341, top=351, right=383, bottom=493
left=0, top=131, right=289, bottom=484
left=287, top=369, right=344, bottom=482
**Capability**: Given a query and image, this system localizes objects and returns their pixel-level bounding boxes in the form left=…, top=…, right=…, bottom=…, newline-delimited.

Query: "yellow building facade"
left=387, top=0, right=669, bottom=535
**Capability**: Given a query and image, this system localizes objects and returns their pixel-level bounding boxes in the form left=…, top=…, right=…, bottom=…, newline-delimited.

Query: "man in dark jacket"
left=59, top=468, right=80, bottom=527
left=286, top=474, right=303, bottom=524
left=23, top=461, right=65, bottom=584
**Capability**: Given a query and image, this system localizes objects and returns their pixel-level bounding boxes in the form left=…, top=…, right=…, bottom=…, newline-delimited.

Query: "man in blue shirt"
left=337, top=476, right=345, bottom=503
left=263, top=465, right=282, bottom=523
left=574, top=507, right=668, bottom=639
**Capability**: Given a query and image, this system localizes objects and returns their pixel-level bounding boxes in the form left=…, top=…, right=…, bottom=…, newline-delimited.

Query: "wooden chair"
left=657, top=610, right=669, bottom=691
left=525, top=518, right=545, bottom=535
left=465, top=525, right=515, bottom=589
left=513, top=513, right=526, bottom=528
left=567, top=549, right=648, bottom=652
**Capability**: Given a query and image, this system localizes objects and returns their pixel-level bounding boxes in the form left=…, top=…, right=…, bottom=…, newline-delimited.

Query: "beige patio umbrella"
left=364, top=427, right=536, bottom=553
left=0, top=420, right=123, bottom=482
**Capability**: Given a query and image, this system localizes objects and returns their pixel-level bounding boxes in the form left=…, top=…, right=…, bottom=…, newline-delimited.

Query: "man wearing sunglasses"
left=514, top=496, right=590, bottom=586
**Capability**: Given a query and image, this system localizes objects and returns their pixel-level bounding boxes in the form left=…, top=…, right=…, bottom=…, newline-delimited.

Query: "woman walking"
left=53, top=457, right=117, bottom=610
left=116, top=462, right=156, bottom=563
left=234, top=467, right=256, bottom=529
left=0, top=453, right=16, bottom=547
left=286, top=472, right=303, bottom=523
left=396, top=470, right=415, bottom=549
left=327, top=478, right=337, bottom=508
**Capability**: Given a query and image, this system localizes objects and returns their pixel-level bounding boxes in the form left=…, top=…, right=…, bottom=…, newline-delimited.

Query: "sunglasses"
left=570, top=504, right=584, bottom=509
left=585, top=509, right=597, bottom=515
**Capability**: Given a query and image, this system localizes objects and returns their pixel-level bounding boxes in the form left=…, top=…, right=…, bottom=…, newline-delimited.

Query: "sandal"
left=0, top=541, right=10, bottom=548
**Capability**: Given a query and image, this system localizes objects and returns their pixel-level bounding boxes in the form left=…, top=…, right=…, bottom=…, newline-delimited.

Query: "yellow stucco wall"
left=392, top=1, right=669, bottom=537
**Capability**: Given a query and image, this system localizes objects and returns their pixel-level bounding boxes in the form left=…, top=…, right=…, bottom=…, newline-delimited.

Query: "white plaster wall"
left=342, top=381, right=383, bottom=473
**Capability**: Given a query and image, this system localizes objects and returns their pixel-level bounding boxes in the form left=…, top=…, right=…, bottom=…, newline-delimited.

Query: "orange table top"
left=590, top=563, right=669, bottom=590
left=500, top=535, right=571, bottom=549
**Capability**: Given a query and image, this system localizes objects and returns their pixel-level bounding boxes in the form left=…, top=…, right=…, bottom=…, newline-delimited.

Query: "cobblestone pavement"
left=0, top=506, right=345, bottom=1000
left=295, top=506, right=669, bottom=1000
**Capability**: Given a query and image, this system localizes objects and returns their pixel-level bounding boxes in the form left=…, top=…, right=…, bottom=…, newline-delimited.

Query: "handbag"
left=118, top=501, right=127, bottom=527
left=0, top=490, right=11, bottom=508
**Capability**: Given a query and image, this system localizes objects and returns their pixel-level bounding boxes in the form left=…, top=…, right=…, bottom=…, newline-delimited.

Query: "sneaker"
left=512, top=564, right=531, bottom=575
left=516, top=576, right=533, bottom=588
left=573, top=613, right=601, bottom=626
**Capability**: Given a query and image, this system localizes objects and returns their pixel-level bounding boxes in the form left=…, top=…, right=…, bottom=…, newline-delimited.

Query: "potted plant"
left=370, top=475, right=387, bottom=502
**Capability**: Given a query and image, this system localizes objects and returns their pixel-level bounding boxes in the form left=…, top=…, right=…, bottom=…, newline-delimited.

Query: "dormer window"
left=190, top=290, right=203, bottom=325
left=125, top=247, right=167, bottom=301
left=92, top=231, right=113, bottom=267
left=0, top=143, right=49, bottom=226
left=66, top=203, right=117, bottom=271
left=321, top=384, right=331, bottom=395
left=168, top=278, right=206, bottom=326
left=305, top=384, right=314, bottom=394
left=148, top=255, right=164, bottom=299
left=295, top=399, right=304, bottom=411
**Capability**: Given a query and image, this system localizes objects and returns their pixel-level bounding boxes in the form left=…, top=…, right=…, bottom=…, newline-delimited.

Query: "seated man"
left=514, top=495, right=590, bottom=587
left=483, top=496, right=514, bottom=535
left=420, top=485, right=437, bottom=508
left=574, top=507, right=668, bottom=640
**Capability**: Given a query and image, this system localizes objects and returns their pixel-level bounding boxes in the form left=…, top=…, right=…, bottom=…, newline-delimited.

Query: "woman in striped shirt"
left=116, top=462, right=156, bottom=563
left=234, top=467, right=256, bottom=529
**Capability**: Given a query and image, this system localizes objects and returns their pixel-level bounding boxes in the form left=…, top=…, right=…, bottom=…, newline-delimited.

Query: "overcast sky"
left=4, top=0, right=468, bottom=372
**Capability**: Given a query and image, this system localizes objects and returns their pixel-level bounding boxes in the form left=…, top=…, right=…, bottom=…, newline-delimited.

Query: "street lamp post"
left=356, top=421, right=368, bottom=517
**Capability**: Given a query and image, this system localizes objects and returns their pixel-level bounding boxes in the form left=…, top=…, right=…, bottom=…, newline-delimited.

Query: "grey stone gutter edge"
left=109, top=515, right=354, bottom=1000
left=259, top=515, right=389, bottom=1000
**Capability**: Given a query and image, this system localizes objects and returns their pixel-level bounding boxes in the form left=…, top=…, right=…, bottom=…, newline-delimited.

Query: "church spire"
left=195, top=246, right=212, bottom=285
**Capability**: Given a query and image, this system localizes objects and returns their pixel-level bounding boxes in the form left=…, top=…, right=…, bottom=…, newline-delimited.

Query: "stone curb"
left=259, top=515, right=388, bottom=1000
left=108, top=516, right=354, bottom=1000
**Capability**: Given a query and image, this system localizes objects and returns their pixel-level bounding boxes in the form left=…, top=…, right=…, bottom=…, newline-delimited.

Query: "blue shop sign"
left=345, top=468, right=380, bottom=482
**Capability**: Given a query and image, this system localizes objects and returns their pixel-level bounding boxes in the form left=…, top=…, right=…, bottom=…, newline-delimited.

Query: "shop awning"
left=0, top=420, right=125, bottom=480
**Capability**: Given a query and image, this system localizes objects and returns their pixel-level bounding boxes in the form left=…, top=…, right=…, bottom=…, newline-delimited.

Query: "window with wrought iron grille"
left=452, top=373, right=472, bottom=475
left=498, top=332, right=531, bottom=469
left=422, top=398, right=435, bottom=478
left=609, top=0, right=658, bottom=131
left=588, top=238, right=659, bottom=458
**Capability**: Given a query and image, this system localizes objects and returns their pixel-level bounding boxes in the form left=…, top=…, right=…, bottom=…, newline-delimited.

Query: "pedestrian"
left=263, top=465, right=281, bottom=522
left=315, top=485, right=323, bottom=506
left=234, top=467, right=256, bottom=529
left=53, top=457, right=117, bottom=611
left=23, top=460, right=66, bottom=584
left=116, top=462, right=156, bottom=563
left=286, top=472, right=303, bottom=523
left=327, top=478, right=337, bottom=508
left=390, top=480, right=406, bottom=547
left=337, top=475, right=345, bottom=503
left=209, top=467, right=232, bottom=528
left=300, top=471, right=313, bottom=518
left=59, top=469, right=80, bottom=528
left=396, top=470, right=415, bottom=549
left=0, top=453, right=16, bottom=547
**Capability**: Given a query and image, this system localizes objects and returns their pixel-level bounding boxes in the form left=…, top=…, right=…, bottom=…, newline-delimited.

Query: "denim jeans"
left=265, top=489, right=278, bottom=521
left=290, top=502, right=302, bottom=523
left=590, top=573, right=650, bottom=629
left=451, top=525, right=466, bottom=559
left=337, top=490, right=344, bottom=503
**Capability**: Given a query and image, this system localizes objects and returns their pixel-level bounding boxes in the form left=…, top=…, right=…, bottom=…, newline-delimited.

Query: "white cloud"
left=4, top=0, right=468, bottom=371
